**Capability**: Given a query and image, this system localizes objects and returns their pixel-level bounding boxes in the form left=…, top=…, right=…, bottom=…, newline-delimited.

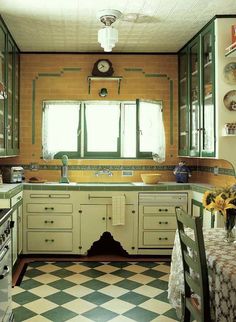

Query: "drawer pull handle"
left=45, top=239, right=54, bottom=242
left=159, top=237, right=168, bottom=240
left=44, top=220, right=54, bottom=224
left=159, top=221, right=168, bottom=224
left=45, top=207, right=54, bottom=211
left=158, top=208, right=168, bottom=212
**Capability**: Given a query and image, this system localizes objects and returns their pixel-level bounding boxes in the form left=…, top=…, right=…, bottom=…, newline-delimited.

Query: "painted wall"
left=0, top=53, right=235, bottom=187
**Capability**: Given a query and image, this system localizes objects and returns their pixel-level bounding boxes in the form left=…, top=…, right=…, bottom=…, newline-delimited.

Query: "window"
left=42, top=100, right=165, bottom=160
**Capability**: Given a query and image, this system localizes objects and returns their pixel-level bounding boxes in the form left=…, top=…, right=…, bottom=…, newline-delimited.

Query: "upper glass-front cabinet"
left=201, top=25, right=215, bottom=157
left=178, top=22, right=215, bottom=158
left=178, top=48, right=189, bottom=156
left=0, top=24, right=7, bottom=155
left=0, top=18, right=20, bottom=156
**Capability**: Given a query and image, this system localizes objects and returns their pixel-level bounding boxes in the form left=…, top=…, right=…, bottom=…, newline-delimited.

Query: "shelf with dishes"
left=222, top=123, right=236, bottom=136
left=225, top=42, right=236, bottom=57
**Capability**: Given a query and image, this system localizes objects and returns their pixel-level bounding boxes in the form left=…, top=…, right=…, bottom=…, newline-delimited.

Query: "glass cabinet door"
left=13, top=47, right=19, bottom=153
left=178, top=48, right=189, bottom=156
left=189, top=38, right=200, bottom=157
left=0, top=25, right=6, bottom=155
left=7, top=39, right=14, bottom=154
left=201, top=25, right=215, bottom=157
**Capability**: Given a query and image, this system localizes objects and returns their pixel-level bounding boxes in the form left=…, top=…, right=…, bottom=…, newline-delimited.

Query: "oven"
left=0, top=208, right=14, bottom=322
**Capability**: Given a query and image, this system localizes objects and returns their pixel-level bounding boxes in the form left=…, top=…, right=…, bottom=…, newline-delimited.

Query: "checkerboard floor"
left=12, top=261, right=179, bottom=322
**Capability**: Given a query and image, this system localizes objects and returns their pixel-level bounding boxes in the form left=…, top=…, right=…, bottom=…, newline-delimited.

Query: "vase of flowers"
left=202, top=185, right=236, bottom=242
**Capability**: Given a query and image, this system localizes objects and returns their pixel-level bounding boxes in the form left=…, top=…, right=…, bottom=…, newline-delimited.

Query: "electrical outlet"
left=30, top=163, right=39, bottom=171
left=213, top=167, right=219, bottom=175
left=122, top=170, right=133, bottom=176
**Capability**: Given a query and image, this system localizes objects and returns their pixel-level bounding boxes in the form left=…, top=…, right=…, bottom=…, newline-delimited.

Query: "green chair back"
left=175, top=207, right=210, bottom=322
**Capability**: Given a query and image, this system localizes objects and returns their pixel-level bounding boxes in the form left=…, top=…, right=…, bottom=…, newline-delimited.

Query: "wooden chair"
left=175, top=207, right=211, bottom=322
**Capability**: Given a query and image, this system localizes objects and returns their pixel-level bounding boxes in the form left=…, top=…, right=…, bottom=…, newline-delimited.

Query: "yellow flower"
left=202, top=191, right=215, bottom=209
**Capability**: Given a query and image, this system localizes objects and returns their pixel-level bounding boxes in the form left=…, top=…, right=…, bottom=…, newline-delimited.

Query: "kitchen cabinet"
left=0, top=18, right=19, bottom=157
left=138, top=192, right=188, bottom=255
left=79, top=192, right=138, bottom=255
left=178, top=22, right=215, bottom=157
left=10, top=191, right=23, bottom=267
left=23, top=191, right=79, bottom=254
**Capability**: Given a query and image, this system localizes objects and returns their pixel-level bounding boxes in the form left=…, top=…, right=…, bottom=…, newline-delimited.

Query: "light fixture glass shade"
left=98, top=26, right=118, bottom=52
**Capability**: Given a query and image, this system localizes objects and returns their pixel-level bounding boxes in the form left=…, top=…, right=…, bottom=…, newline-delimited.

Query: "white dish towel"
left=112, top=195, right=126, bottom=225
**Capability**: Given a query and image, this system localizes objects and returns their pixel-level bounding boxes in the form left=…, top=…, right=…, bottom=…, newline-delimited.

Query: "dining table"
left=168, top=228, right=236, bottom=322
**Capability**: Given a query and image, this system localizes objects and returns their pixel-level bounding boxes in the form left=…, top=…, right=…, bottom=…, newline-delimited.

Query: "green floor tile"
left=81, top=268, right=105, bottom=278
left=24, top=268, right=45, bottom=278
left=19, top=279, right=43, bottom=290
left=82, top=291, right=113, bottom=305
left=114, top=279, right=142, bottom=290
left=80, top=262, right=104, bottom=268
left=13, top=291, right=40, bottom=305
left=112, top=269, right=135, bottom=278
left=163, top=308, right=179, bottom=320
left=124, top=306, right=158, bottom=322
left=154, top=290, right=169, bottom=303
left=81, top=279, right=108, bottom=290
left=42, top=306, right=77, bottom=322
left=13, top=306, right=36, bottom=322
left=48, top=279, right=76, bottom=290
left=45, top=291, right=77, bottom=305
left=118, top=291, right=149, bottom=305
left=142, top=268, right=166, bottom=278
left=52, top=269, right=75, bottom=278
left=147, top=279, right=168, bottom=290
left=82, top=306, right=117, bottom=322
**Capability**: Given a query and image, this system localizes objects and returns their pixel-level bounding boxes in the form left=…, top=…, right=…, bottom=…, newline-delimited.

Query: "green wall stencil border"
left=32, top=67, right=82, bottom=144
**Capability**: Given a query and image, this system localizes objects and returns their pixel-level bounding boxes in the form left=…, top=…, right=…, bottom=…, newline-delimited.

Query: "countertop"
left=0, top=182, right=213, bottom=199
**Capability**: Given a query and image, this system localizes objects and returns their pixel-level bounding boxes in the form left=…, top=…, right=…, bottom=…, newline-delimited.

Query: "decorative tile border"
left=32, top=67, right=82, bottom=144
left=4, top=163, right=235, bottom=177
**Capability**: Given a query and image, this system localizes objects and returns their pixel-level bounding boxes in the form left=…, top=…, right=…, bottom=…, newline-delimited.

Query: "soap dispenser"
left=59, top=155, right=70, bottom=184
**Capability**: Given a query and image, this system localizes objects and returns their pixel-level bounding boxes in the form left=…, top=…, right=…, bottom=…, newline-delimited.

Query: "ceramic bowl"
left=141, top=173, right=162, bottom=184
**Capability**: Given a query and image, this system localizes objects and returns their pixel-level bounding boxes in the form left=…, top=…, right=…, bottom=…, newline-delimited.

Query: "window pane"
left=85, top=103, right=120, bottom=152
left=123, top=103, right=136, bottom=157
left=139, top=101, right=165, bottom=161
left=43, top=103, right=80, bottom=159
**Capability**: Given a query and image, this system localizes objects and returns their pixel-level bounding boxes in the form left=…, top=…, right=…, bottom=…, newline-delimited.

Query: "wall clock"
left=92, top=59, right=114, bottom=77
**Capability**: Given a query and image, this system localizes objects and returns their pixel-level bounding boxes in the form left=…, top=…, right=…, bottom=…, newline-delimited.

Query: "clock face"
left=92, top=59, right=114, bottom=77
left=97, top=60, right=110, bottom=73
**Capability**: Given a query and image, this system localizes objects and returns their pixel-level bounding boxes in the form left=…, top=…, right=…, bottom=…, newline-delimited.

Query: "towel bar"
left=88, top=194, right=125, bottom=200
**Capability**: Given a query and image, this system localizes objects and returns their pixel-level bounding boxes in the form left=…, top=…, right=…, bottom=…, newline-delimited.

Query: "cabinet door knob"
left=102, top=217, right=106, bottom=220
left=79, top=210, right=82, bottom=213
left=108, top=217, right=112, bottom=220
left=132, top=210, right=135, bottom=214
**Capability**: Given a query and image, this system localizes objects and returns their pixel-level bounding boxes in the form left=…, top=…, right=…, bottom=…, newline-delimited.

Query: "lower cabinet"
left=11, top=191, right=23, bottom=267
left=138, top=192, right=188, bottom=255
left=79, top=192, right=138, bottom=255
left=23, top=190, right=78, bottom=254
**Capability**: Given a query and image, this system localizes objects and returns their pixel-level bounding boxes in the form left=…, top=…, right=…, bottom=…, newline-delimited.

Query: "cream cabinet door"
left=80, top=205, right=106, bottom=255
left=107, top=205, right=137, bottom=254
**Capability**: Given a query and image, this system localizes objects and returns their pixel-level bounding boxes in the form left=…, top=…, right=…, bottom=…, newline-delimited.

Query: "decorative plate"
left=223, top=62, right=236, bottom=84
left=223, top=90, right=236, bottom=111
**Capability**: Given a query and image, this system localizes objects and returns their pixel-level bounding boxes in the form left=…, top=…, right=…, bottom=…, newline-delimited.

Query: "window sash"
left=42, top=100, right=164, bottom=160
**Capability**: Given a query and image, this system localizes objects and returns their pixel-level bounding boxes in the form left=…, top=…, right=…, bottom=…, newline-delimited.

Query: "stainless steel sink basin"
left=76, top=182, right=134, bottom=186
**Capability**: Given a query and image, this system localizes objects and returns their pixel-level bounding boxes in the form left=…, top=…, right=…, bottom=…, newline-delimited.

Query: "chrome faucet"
left=95, top=168, right=113, bottom=177
left=59, top=155, right=70, bottom=183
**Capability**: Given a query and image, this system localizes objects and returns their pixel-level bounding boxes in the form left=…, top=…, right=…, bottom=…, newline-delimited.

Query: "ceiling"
left=1, top=0, right=236, bottom=53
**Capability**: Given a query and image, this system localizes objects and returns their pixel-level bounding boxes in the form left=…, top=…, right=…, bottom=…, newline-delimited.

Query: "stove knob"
left=1, top=234, right=5, bottom=242
left=0, top=237, right=2, bottom=245
left=4, top=228, right=10, bottom=236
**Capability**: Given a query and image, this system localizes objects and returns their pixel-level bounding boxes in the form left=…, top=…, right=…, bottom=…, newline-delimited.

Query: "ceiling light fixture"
left=97, top=9, right=122, bottom=52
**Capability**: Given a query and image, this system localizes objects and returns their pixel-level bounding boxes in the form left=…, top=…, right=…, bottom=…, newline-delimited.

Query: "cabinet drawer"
left=27, top=203, right=73, bottom=213
left=143, top=231, right=176, bottom=246
left=11, top=191, right=23, bottom=207
left=27, top=215, right=73, bottom=229
left=143, top=206, right=175, bottom=214
left=143, top=216, right=176, bottom=230
left=27, top=232, right=73, bottom=251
